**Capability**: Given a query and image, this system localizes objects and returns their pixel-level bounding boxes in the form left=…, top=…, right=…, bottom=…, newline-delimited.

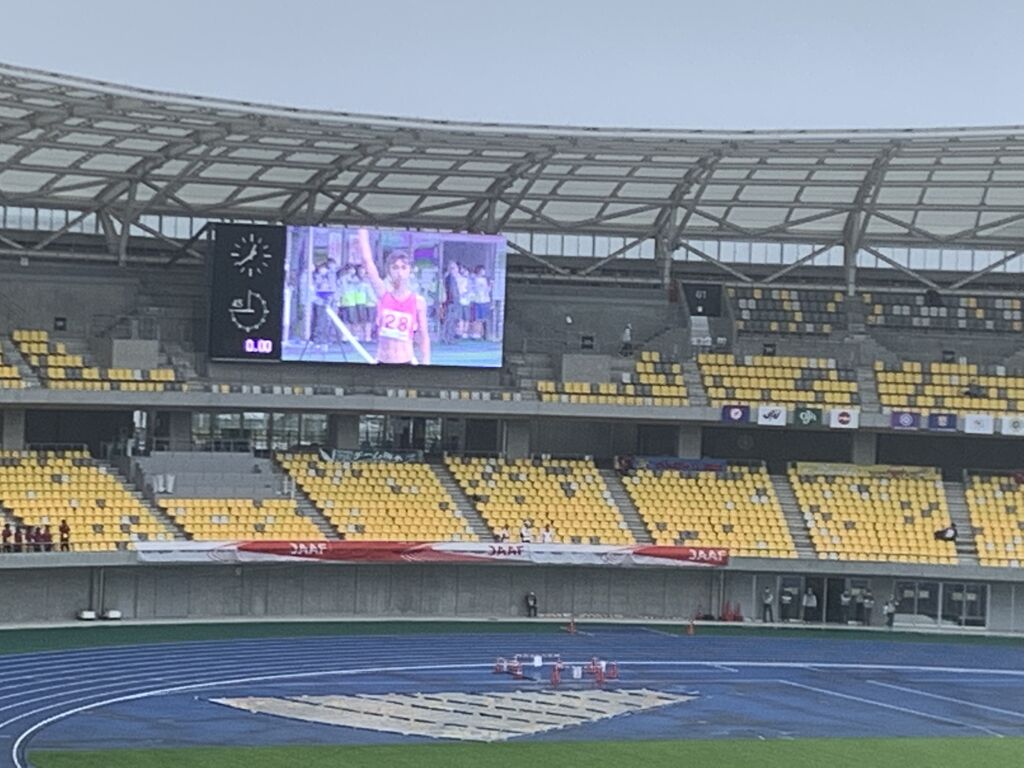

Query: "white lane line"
left=714, top=665, right=739, bottom=673
left=10, top=661, right=492, bottom=768
left=868, top=681, right=1024, bottom=720
left=639, top=627, right=678, bottom=639
left=780, top=680, right=1004, bottom=738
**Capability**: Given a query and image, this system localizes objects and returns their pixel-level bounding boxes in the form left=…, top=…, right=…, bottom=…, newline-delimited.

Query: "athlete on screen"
left=357, top=228, right=430, bottom=365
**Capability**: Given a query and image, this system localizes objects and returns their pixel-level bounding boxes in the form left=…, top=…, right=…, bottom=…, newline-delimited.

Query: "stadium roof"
left=1, top=62, right=1023, bottom=276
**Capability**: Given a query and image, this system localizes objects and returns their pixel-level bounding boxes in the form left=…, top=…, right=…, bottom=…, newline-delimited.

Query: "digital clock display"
left=244, top=338, right=274, bottom=355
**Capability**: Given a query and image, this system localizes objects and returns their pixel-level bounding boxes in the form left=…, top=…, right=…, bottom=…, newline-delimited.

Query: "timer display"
left=244, top=338, right=274, bottom=355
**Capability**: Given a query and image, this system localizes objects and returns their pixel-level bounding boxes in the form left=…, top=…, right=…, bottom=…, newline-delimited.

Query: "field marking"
left=868, top=681, right=1024, bottom=720
left=12, top=658, right=1024, bottom=768
left=780, top=680, right=1004, bottom=738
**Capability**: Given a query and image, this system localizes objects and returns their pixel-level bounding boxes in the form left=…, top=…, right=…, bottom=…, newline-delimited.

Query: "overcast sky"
left=5, top=0, right=1023, bottom=130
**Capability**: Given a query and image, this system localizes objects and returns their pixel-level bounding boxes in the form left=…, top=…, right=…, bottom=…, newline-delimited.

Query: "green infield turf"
left=29, top=737, right=1024, bottom=768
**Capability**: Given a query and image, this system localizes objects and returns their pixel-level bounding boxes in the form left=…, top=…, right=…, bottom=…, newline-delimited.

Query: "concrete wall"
left=1, top=562, right=1021, bottom=632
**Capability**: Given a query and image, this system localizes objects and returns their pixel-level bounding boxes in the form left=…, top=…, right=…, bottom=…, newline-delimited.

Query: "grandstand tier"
left=876, top=360, right=1024, bottom=415
left=278, top=454, right=476, bottom=542
left=789, top=463, right=957, bottom=565
left=730, top=287, right=847, bottom=335
left=622, top=463, right=796, bottom=557
left=699, top=353, right=859, bottom=409
left=446, top=456, right=633, bottom=545
left=966, top=473, right=1024, bottom=568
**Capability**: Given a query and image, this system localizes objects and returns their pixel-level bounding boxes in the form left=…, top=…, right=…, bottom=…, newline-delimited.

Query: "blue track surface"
left=4, top=627, right=1024, bottom=767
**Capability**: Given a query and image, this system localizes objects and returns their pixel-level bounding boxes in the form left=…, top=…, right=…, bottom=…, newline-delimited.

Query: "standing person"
left=525, top=591, right=538, bottom=618
left=354, top=265, right=375, bottom=343
left=801, top=586, right=818, bottom=622
left=519, top=520, right=533, bottom=544
left=337, top=264, right=362, bottom=343
left=59, top=519, right=71, bottom=552
left=456, top=264, right=472, bottom=339
left=762, top=587, right=775, bottom=623
left=13, top=525, right=24, bottom=553
left=356, top=229, right=430, bottom=365
left=540, top=524, right=554, bottom=544
left=883, top=596, right=898, bottom=630
left=620, top=323, right=633, bottom=356
left=1, top=522, right=11, bottom=553
left=471, top=265, right=492, bottom=340
left=310, top=262, right=336, bottom=351
left=441, top=261, right=461, bottom=344
left=840, top=588, right=853, bottom=624
left=862, top=589, right=875, bottom=626
left=41, top=525, right=53, bottom=552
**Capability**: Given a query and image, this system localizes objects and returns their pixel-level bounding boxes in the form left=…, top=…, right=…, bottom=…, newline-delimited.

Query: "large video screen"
left=207, top=224, right=506, bottom=367
left=281, top=226, right=507, bottom=368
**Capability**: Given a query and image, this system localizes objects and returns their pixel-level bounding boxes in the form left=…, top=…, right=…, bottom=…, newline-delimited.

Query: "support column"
left=676, top=424, right=702, bottom=458
left=851, top=431, right=877, bottom=465
left=167, top=411, right=192, bottom=451
left=328, top=414, right=360, bottom=451
left=1, top=409, right=25, bottom=450
left=503, top=420, right=531, bottom=459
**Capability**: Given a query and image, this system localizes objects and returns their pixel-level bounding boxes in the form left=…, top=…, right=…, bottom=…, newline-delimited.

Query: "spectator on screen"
left=471, top=266, right=492, bottom=340
left=441, top=261, right=461, bottom=344
left=356, top=229, right=430, bottom=365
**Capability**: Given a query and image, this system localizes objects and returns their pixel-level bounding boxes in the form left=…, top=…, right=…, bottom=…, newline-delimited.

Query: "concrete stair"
left=681, top=359, right=709, bottom=407
left=430, top=460, right=494, bottom=541
left=102, top=460, right=188, bottom=541
left=270, top=463, right=340, bottom=540
left=599, top=469, right=653, bottom=544
left=855, top=365, right=881, bottom=413
left=1, top=337, right=40, bottom=387
left=770, top=474, right=815, bottom=559
left=943, top=481, right=980, bottom=566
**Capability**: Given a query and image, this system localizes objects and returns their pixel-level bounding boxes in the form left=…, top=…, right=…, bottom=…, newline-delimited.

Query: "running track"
left=4, top=627, right=1024, bottom=766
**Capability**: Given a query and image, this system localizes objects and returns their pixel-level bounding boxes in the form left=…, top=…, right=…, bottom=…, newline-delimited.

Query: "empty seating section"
left=966, top=474, right=1024, bottom=567
left=789, top=463, right=956, bottom=564
left=864, top=292, right=1023, bottom=332
left=157, top=498, right=319, bottom=540
left=623, top=464, right=795, bottom=557
left=11, top=329, right=179, bottom=391
left=731, top=287, right=846, bottom=335
left=447, top=456, right=632, bottom=545
left=0, top=450, right=173, bottom=551
left=0, top=346, right=24, bottom=389
left=279, top=454, right=474, bottom=541
left=537, top=351, right=688, bottom=406
left=699, top=354, right=859, bottom=408
left=875, top=361, right=1024, bottom=414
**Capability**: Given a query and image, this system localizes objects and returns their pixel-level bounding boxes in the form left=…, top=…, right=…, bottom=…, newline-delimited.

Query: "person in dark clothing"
left=41, top=525, right=53, bottom=552
left=525, top=591, right=538, bottom=618
left=13, top=525, right=24, bottom=553
left=1, top=523, right=11, bottom=553
left=59, top=519, right=71, bottom=552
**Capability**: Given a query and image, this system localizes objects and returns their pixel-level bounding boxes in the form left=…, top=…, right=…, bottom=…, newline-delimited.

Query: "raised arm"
left=357, top=228, right=386, bottom=298
left=416, top=294, right=431, bottom=365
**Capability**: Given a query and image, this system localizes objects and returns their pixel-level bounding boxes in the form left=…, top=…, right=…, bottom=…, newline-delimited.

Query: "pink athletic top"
left=376, top=291, right=418, bottom=343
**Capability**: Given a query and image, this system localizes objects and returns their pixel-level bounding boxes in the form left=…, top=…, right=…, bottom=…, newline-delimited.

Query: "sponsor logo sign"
left=794, top=407, right=824, bottom=428
left=963, top=413, right=995, bottom=435
left=1000, top=415, right=1024, bottom=436
left=890, top=411, right=920, bottom=430
left=927, top=413, right=958, bottom=432
left=757, top=405, right=788, bottom=426
left=829, top=408, right=860, bottom=430
left=721, top=405, right=751, bottom=423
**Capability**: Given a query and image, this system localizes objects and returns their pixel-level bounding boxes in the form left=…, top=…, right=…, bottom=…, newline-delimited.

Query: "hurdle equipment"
left=550, top=661, right=563, bottom=688
left=606, top=661, right=619, bottom=679
left=493, top=657, right=507, bottom=674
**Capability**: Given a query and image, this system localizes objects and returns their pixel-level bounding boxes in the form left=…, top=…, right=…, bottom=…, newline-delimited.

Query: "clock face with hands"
left=230, top=232, right=274, bottom=277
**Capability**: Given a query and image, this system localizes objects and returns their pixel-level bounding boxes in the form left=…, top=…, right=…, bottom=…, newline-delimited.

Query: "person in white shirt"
left=540, top=525, right=554, bottom=544
left=496, top=525, right=510, bottom=542
left=519, top=521, right=533, bottom=543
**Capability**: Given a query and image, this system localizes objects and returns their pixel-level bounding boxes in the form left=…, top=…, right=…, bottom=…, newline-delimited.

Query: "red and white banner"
left=135, top=540, right=729, bottom=568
